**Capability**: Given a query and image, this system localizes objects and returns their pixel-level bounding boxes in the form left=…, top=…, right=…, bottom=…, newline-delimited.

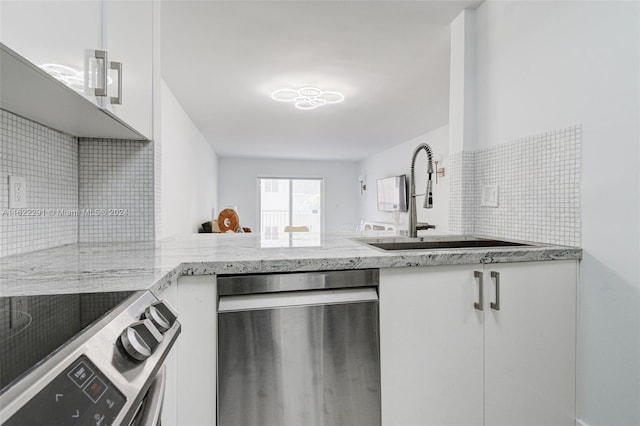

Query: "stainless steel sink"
left=357, top=235, right=532, bottom=251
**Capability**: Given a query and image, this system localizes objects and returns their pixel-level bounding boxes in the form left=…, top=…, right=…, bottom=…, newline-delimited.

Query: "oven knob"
left=144, top=301, right=178, bottom=332
left=143, top=305, right=170, bottom=333
left=119, top=319, right=163, bottom=362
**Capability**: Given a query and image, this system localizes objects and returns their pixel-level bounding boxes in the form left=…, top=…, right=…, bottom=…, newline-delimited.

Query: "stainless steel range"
left=0, top=290, right=180, bottom=426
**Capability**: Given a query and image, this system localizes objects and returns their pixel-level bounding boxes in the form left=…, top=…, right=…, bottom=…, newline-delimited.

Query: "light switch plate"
left=8, top=175, right=27, bottom=208
left=481, top=185, right=499, bottom=207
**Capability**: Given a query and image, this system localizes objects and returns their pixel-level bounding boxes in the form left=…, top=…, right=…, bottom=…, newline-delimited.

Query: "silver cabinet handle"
left=94, top=50, right=108, bottom=97
left=490, top=271, right=500, bottom=311
left=110, top=61, right=122, bottom=105
left=474, top=270, right=483, bottom=311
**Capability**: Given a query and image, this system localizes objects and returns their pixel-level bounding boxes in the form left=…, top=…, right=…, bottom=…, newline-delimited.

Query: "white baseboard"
left=576, top=419, right=590, bottom=426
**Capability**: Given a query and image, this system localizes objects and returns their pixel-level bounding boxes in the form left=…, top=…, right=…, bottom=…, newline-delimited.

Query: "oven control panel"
left=5, top=355, right=126, bottom=426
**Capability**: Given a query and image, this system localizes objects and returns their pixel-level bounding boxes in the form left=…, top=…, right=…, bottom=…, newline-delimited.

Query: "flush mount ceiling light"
left=271, top=87, right=344, bottom=110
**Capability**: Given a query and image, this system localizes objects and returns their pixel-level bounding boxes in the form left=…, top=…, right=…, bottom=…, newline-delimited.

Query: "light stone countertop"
left=0, top=232, right=582, bottom=297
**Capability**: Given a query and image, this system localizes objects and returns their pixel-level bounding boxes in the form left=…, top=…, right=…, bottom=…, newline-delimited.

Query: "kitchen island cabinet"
left=162, top=275, right=217, bottom=426
left=380, top=264, right=484, bottom=425
left=380, top=260, right=577, bottom=426
left=484, top=261, right=576, bottom=425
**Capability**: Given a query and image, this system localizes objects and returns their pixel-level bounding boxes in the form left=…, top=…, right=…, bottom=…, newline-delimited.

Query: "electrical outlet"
left=8, top=176, right=27, bottom=208
left=481, top=185, right=499, bottom=207
left=10, top=296, right=30, bottom=330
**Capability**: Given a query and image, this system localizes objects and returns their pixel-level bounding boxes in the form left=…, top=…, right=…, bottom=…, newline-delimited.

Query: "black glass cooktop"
left=0, top=291, right=134, bottom=395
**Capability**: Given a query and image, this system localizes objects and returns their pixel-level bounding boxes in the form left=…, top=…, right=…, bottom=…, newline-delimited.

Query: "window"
left=258, top=178, right=323, bottom=239
left=263, top=180, right=279, bottom=193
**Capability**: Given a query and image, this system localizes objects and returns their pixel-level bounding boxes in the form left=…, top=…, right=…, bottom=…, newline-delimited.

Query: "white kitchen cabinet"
left=0, top=0, right=152, bottom=139
left=161, top=275, right=217, bottom=426
left=158, top=279, right=179, bottom=426
left=484, top=261, right=576, bottom=426
left=380, top=264, right=484, bottom=426
left=0, top=0, right=103, bottom=107
left=102, top=0, right=153, bottom=139
left=380, top=260, right=577, bottom=426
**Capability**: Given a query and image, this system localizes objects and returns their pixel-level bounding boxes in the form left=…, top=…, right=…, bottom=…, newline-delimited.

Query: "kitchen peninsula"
left=1, top=232, right=582, bottom=425
left=0, top=232, right=581, bottom=297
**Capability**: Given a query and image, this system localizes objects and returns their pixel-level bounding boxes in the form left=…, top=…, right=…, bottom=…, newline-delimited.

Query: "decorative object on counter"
left=199, top=220, right=221, bottom=233
left=199, top=213, right=250, bottom=233
left=218, top=208, right=240, bottom=233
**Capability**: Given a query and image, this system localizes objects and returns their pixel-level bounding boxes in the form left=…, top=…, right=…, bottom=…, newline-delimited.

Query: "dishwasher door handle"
left=218, top=287, right=378, bottom=312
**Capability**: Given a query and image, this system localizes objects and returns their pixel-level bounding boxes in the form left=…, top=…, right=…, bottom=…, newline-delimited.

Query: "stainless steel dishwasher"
left=217, top=269, right=380, bottom=426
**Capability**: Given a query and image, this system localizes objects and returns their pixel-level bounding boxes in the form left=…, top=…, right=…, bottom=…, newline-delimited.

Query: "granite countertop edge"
left=0, top=233, right=583, bottom=297
left=180, top=247, right=581, bottom=275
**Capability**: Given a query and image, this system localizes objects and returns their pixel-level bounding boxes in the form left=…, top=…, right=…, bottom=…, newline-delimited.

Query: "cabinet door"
left=484, top=260, right=577, bottom=426
left=0, top=0, right=103, bottom=107
left=380, top=265, right=484, bottom=426
left=162, top=275, right=217, bottom=426
left=102, top=0, right=153, bottom=139
left=159, top=279, right=179, bottom=426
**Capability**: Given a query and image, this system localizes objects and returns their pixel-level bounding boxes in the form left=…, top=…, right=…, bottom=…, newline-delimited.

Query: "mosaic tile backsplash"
left=2, top=106, right=580, bottom=256
left=449, top=125, right=582, bottom=246
left=0, top=110, right=78, bottom=257
left=78, top=139, right=154, bottom=243
left=1, top=109, right=154, bottom=257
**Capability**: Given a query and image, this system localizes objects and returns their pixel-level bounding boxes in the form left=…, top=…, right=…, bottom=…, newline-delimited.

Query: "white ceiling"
left=161, top=0, right=481, bottom=161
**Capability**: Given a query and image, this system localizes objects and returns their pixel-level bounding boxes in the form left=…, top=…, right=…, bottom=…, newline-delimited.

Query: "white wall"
left=217, top=157, right=359, bottom=232
left=357, top=125, right=449, bottom=232
left=449, top=10, right=475, bottom=154
left=474, top=2, right=640, bottom=424
left=160, top=80, right=218, bottom=238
